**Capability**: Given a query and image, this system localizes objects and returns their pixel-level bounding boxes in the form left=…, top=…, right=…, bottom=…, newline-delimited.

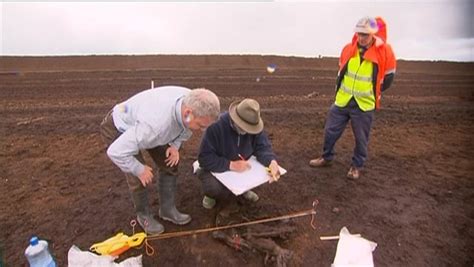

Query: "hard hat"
left=354, top=16, right=378, bottom=34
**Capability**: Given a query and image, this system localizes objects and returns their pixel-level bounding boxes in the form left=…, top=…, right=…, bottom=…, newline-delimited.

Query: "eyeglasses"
left=197, top=122, right=208, bottom=131
left=230, top=119, right=246, bottom=135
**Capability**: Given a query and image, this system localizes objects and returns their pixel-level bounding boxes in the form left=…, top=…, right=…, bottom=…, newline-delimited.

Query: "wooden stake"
left=320, top=234, right=361, bottom=241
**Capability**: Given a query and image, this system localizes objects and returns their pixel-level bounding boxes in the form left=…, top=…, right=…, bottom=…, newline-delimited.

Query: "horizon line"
left=1, top=53, right=473, bottom=63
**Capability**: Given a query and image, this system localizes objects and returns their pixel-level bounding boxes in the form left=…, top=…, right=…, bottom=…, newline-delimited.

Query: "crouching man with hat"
left=197, top=98, right=282, bottom=209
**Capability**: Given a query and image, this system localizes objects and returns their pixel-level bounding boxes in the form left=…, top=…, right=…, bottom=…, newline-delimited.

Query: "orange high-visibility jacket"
left=338, top=17, right=396, bottom=109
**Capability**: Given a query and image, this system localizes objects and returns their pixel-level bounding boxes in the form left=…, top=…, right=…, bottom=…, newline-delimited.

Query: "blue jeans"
left=321, top=99, right=374, bottom=168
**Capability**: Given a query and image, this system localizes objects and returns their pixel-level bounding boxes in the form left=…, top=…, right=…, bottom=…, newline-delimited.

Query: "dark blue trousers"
left=322, top=99, right=374, bottom=168
left=197, top=169, right=234, bottom=201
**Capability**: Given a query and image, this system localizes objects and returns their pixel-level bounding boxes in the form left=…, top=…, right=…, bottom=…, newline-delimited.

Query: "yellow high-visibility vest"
left=335, top=51, right=375, bottom=111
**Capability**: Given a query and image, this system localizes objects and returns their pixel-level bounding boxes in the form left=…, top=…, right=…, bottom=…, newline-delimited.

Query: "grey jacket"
left=108, top=86, right=192, bottom=176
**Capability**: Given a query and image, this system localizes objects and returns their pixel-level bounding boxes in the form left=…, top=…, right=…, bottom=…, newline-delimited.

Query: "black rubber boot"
left=131, top=190, right=164, bottom=234
left=158, top=174, right=192, bottom=225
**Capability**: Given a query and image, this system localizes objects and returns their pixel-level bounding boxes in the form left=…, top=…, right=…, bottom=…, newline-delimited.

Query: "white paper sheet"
left=193, top=156, right=286, bottom=196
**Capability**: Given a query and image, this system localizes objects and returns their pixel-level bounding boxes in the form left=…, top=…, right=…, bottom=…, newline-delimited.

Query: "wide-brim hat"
left=229, top=99, right=264, bottom=134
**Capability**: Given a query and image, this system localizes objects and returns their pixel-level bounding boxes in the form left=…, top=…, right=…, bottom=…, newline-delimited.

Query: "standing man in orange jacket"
left=309, top=16, right=396, bottom=179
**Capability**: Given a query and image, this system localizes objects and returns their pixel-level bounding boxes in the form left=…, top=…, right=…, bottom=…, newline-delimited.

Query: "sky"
left=1, top=1, right=473, bottom=62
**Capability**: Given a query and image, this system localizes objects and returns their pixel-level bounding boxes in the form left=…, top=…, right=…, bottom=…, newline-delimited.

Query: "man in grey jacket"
left=100, top=85, right=220, bottom=234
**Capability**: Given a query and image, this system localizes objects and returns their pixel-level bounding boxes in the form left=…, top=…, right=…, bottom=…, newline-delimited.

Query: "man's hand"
left=165, top=146, right=180, bottom=167
left=138, top=165, right=154, bottom=187
left=268, top=160, right=281, bottom=183
left=230, top=160, right=251, bottom=172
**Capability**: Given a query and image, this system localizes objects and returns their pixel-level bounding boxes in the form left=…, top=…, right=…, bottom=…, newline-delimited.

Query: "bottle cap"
left=30, top=236, right=39, bottom=246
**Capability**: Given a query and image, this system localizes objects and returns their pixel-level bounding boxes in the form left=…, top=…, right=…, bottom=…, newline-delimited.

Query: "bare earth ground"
left=1, top=55, right=473, bottom=266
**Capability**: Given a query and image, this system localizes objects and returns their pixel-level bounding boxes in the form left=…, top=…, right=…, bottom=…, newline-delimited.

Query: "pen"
left=238, top=154, right=245, bottom=161
left=266, top=167, right=278, bottom=183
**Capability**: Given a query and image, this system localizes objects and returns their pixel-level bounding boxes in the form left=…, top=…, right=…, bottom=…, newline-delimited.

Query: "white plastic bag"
left=332, top=227, right=377, bottom=267
left=68, top=245, right=142, bottom=267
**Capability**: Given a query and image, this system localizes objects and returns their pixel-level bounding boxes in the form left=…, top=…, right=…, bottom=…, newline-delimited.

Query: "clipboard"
left=193, top=156, right=287, bottom=195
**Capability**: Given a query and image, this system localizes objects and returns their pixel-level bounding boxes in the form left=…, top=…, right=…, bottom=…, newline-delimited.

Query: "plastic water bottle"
left=24, top=236, right=56, bottom=267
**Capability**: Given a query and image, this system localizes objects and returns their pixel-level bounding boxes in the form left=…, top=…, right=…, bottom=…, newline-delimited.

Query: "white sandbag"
left=68, top=245, right=142, bottom=267
left=332, top=227, right=377, bottom=267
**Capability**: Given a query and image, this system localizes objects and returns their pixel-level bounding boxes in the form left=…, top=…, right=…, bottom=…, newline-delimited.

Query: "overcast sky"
left=1, top=1, right=472, bottom=62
